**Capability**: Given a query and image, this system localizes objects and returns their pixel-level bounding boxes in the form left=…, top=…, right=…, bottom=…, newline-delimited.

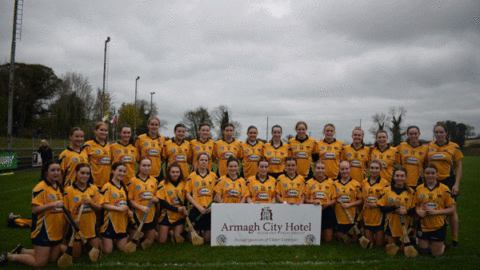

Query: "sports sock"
left=452, top=235, right=458, bottom=242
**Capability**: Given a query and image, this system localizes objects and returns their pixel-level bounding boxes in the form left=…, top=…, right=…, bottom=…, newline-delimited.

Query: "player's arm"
left=452, top=159, right=462, bottom=195
left=214, top=192, right=224, bottom=203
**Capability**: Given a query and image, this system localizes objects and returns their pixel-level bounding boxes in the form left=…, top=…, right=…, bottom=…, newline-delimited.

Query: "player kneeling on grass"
left=1, top=161, right=65, bottom=268
left=378, top=167, right=415, bottom=250
left=334, top=161, right=362, bottom=243
left=127, top=157, right=159, bottom=249
left=305, top=161, right=336, bottom=242
left=186, top=153, right=218, bottom=242
left=156, top=162, right=188, bottom=243
left=362, top=160, right=390, bottom=246
left=100, top=162, right=134, bottom=253
left=64, top=163, right=103, bottom=257
left=414, top=164, right=456, bottom=257
left=275, top=157, right=305, bottom=205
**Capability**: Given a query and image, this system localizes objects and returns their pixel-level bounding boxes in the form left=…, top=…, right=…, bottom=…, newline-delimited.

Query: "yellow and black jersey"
left=241, top=140, right=264, bottom=179
left=340, top=144, right=370, bottom=183
left=397, top=142, right=428, bottom=187
left=189, top=139, right=215, bottom=171
left=100, top=181, right=129, bottom=235
left=110, top=142, right=139, bottom=184
left=213, top=139, right=242, bottom=176
left=59, top=147, right=88, bottom=187
left=262, top=141, right=290, bottom=175
left=83, top=139, right=111, bottom=188
left=288, top=136, right=319, bottom=177
left=427, top=141, right=463, bottom=181
left=305, top=177, right=336, bottom=205
left=213, top=174, right=249, bottom=204
left=246, top=174, right=277, bottom=203
left=127, top=175, right=158, bottom=224
left=377, top=186, right=415, bottom=237
left=156, top=180, right=186, bottom=224
left=31, top=180, right=64, bottom=242
left=369, top=145, right=400, bottom=181
left=135, top=133, right=165, bottom=177
left=162, top=139, right=191, bottom=178
left=276, top=173, right=305, bottom=204
left=334, top=179, right=362, bottom=225
left=185, top=171, right=218, bottom=208
left=317, top=139, right=344, bottom=179
left=362, top=177, right=390, bottom=227
left=414, top=183, right=455, bottom=232
left=64, top=183, right=103, bottom=239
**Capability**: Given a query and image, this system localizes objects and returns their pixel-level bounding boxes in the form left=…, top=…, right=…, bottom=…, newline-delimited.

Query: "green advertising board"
left=0, top=152, right=18, bottom=170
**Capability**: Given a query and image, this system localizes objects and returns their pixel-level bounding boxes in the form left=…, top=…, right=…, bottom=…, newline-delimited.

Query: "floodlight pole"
left=150, top=92, right=155, bottom=114
left=7, top=0, right=20, bottom=151
left=134, top=76, right=140, bottom=137
left=101, top=36, right=110, bottom=119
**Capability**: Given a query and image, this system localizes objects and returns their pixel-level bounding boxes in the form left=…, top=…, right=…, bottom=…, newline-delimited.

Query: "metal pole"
left=102, top=36, right=110, bottom=119
left=266, top=117, right=269, bottom=142
left=134, top=76, right=140, bottom=137
left=7, top=0, right=19, bottom=151
left=150, top=92, right=155, bottom=114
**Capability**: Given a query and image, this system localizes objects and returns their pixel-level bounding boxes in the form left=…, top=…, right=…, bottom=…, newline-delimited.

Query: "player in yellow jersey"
left=135, top=116, right=165, bottom=181
left=189, top=123, right=215, bottom=172
left=362, top=160, right=390, bottom=246
left=415, top=164, right=456, bottom=257
left=305, top=161, right=337, bottom=242
left=377, top=167, right=415, bottom=246
left=427, top=123, right=463, bottom=248
left=334, top=161, right=362, bottom=242
left=370, top=130, right=400, bottom=180
left=398, top=126, right=428, bottom=188
left=163, top=124, right=191, bottom=179
left=263, top=125, right=290, bottom=179
left=241, top=126, right=264, bottom=179
left=288, top=121, right=319, bottom=179
left=2, top=161, right=65, bottom=268
left=59, top=127, right=88, bottom=187
left=127, top=157, right=159, bottom=248
left=214, top=157, right=249, bottom=203
left=246, top=159, right=277, bottom=204
left=101, top=162, right=133, bottom=254
left=111, top=125, right=139, bottom=184
left=83, top=122, right=111, bottom=188
left=276, top=157, right=305, bottom=204
left=186, top=153, right=218, bottom=242
left=64, top=163, right=103, bottom=257
left=340, top=127, right=370, bottom=182
left=317, top=124, right=344, bottom=179
left=213, top=123, right=242, bottom=177
left=157, top=163, right=188, bottom=243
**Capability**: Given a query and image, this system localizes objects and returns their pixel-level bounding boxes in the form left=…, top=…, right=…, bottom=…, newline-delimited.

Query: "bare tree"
left=212, top=105, right=242, bottom=140
left=182, top=106, right=214, bottom=140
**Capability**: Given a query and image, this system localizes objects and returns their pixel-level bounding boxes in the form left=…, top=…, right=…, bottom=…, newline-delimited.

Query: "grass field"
left=0, top=158, right=479, bottom=269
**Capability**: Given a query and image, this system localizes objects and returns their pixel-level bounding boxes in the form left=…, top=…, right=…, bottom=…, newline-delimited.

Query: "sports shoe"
left=10, top=244, right=24, bottom=254
left=452, top=241, right=459, bottom=249
left=0, top=252, right=9, bottom=266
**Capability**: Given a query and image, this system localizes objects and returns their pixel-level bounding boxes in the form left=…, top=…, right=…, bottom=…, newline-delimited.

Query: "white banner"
left=211, top=204, right=322, bottom=246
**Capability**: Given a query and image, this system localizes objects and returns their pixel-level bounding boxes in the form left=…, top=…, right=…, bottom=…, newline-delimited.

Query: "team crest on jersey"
left=373, top=155, right=377, bottom=159
left=254, top=186, right=259, bottom=191
left=348, top=153, right=352, bottom=157
left=144, top=142, right=149, bottom=147
left=48, top=194, right=55, bottom=200
left=283, top=183, right=288, bottom=188
left=168, top=190, right=173, bottom=196
left=220, top=147, right=225, bottom=151
left=195, top=182, right=200, bottom=187
left=117, top=150, right=122, bottom=154
left=267, top=151, right=272, bottom=155
left=404, top=150, right=408, bottom=154
left=112, top=193, right=118, bottom=199
left=73, top=196, right=80, bottom=203
left=171, top=149, right=176, bottom=153
left=136, top=185, right=141, bottom=191
left=312, top=185, right=316, bottom=190
left=72, top=157, right=79, bottom=163
left=293, top=146, right=297, bottom=150
left=95, top=150, right=101, bottom=155
left=320, top=147, right=325, bottom=151
left=387, top=155, right=391, bottom=158
left=388, top=198, right=394, bottom=203
left=430, top=148, right=434, bottom=152
left=245, top=149, right=250, bottom=153
left=225, top=183, right=230, bottom=187
left=195, top=147, right=200, bottom=151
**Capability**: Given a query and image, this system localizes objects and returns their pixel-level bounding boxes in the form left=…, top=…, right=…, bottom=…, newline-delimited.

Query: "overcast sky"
left=2, top=0, right=480, bottom=143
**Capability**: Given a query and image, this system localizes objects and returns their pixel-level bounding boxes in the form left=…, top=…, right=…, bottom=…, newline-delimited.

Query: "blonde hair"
left=147, top=116, right=161, bottom=137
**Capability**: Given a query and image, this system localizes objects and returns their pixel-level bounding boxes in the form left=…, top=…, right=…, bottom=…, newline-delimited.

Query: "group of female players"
left=0, top=118, right=462, bottom=267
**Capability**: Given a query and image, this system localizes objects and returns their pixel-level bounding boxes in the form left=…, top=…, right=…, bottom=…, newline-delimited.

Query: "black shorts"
left=132, top=215, right=157, bottom=231
left=363, top=216, right=385, bottom=232
left=158, top=214, right=185, bottom=227
left=335, top=223, right=354, bottom=234
left=418, top=224, right=447, bottom=242
left=32, top=238, right=62, bottom=247
left=101, top=220, right=128, bottom=240
left=441, top=175, right=458, bottom=201
left=189, top=207, right=211, bottom=231
left=66, top=226, right=98, bottom=242
left=321, top=206, right=336, bottom=229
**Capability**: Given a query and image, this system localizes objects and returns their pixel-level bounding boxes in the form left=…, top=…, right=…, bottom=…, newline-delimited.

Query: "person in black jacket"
left=38, top=140, right=53, bottom=178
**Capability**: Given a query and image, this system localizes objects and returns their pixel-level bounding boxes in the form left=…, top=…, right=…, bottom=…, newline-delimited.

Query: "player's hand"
left=341, top=202, right=350, bottom=209
left=53, top=200, right=64, bottom=209
left=81, top=197, right=91, bottom=205
left=119, top=205, right=129, bottom=212
left=151, top=197, right=159, bottom=203
left=199, top=207, right=208, bottom=215
left=128, top=210, right=134, bottom=218
left=394, top=198, right=401, bottom=208
left=417, top=209, right=426, bottom=218
left=396, top=208, right=407, bottom=215
left=452, top=184, right=459, bottom=195
left=178, top=206, right=188, bottom=216
left=426, top=209, right=437, bottom=216
left=142, top=206, right=150, bottom=214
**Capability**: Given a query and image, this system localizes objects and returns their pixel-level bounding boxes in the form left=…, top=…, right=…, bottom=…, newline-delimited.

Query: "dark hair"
left=138, top=156, right=152, bottom=168
left=226, top=156, right=239, bottom=167
left=315, top=160, right=326, bottom=166
left=257, top=158, right=269, bottom=167
left=119, top=124, right=134, bottom=145
left=197, top=152, right=210, bottom=161
left=374, top=130, right=388, bottom=149
left=69, top=127, right=83, bottom=136
left=424, top=163, right=438, bottom=172
left=285, top=157, right=297, bottom=164
left=271, top=125, right=282, bottom=134
left=174, top=123, right=186, bottom=132
left=434, top=123, right=448, bottom=134
left=110, top=162, right=127, bottom=182
left=406, top=126, right=420, bottom=144
left=295, top=121, right=307, bottom=130
left=75, top=163, right=94, bottom=185
left=222, top=123, right=234, bottom=131
left=110, top=162, right=130, bottom=208
left=247, top=126, right=258, bottom=133
left=164, top=162, right=184, bottom=185
left=391, top=166, right=411, bottom=193
left=369, top=160, right=383, bottom=170
left=323, top=123, right=335, bottom=133
left=199, top=123, right=210, bottom=130
left=42, top=160, right=64, bottom=193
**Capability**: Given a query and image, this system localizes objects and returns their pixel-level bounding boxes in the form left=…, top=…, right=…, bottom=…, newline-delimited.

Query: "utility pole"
left=101, top=36, right=110, bottom=119
left=134, top=76, right=140, bottom=137
left=150, top=92, right=155, bottom=114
